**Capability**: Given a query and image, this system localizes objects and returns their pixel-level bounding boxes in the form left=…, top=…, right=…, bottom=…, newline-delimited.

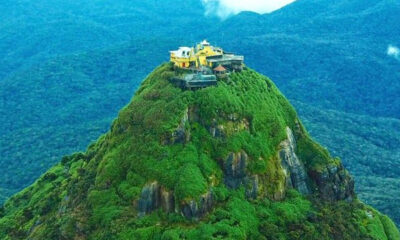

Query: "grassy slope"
left=0, top=64, right=398, bottom=240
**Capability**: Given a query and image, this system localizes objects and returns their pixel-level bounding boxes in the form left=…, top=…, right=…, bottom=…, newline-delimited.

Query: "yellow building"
left=169, top=47, right=196, bottom=68
left=194, top=40, right=223, bottom=67
left=170, top=40, right=223, bottom=68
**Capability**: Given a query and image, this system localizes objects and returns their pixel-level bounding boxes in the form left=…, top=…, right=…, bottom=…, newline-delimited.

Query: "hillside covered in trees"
left=1, top=64, right=398, bottom=240
left=1, top=0, right=400, bottom=227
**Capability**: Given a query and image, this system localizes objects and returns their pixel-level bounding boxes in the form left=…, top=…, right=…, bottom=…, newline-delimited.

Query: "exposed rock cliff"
left=180, top=191, right=213, bottom=219
left=138, top=181, right=213, bottom=219
left=279, top=127, right=310, bottom=195
left=138, top=182, right=176, bottom=216
left=310, top=162, right=354, bottom=201
left=0, top=64, right=397, bottom=240
left=223, top=151, right=248, bottom=189
left=279, top=126, right=354, bottom=201
left=164, top=108, right=190, bottom=144
left=138, top=182, right=161, bottom=216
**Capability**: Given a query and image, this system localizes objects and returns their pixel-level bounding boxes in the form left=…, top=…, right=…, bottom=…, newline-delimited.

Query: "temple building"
left=169, top=40, right=245, bottom=89
left=169, top=47, right=196, bottom=68
left=169, top=40, right=243, bottom=70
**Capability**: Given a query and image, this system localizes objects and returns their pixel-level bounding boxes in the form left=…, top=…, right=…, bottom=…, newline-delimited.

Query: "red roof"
left=213, top=65, right=226, bottom=72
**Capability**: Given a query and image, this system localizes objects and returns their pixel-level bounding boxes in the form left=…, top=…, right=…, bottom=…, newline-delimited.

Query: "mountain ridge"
left=0, top=63, right=398, bottom=240
left=1, top=0, right=400, bottom=230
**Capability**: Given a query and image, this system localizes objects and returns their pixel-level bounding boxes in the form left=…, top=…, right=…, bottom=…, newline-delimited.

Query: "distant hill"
left=215, top=0, right=400, bottom=38
left=212, top=0, right=400, bottom=118
left=1, top=0, right=400, bottom=228
left=0, top=38, right=177, bottom=204
left=294, top=101, right=400, bottom=224
left=0, top=0, right=215, bottom=80
left=0, top=0, right=213, bottom=202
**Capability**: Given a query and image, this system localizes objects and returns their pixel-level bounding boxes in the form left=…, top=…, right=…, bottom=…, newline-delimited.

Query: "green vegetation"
left=0, top=64, right=398, bottom=239
left=0, top=0, right=215, bottom=204
left=1, top=0, right=400, bottom=229
left=295, top=101, right=400, bottom=225
left=0, top=39, right=176, bottom=204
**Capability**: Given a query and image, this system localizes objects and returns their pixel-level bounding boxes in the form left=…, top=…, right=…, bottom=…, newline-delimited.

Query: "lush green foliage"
left=0, top=0, right=215, bottom=80
left=0, top=0, right=213, bottom=204
left=295, top=101, right=400, bottom=225
left=1, top=65, right=398, bottom=240
left=0, top=39, right=176, bottom=203
left=1, top=0, right=400, bottom=229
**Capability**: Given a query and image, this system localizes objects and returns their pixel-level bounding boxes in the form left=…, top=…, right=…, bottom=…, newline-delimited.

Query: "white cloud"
left=387, top=45, right=400, bottom=60
left=202, top=0, right=296, bottom=19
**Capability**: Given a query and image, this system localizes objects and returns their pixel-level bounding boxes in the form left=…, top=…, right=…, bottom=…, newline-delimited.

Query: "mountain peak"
left=0, top=63, right=398, bottom=239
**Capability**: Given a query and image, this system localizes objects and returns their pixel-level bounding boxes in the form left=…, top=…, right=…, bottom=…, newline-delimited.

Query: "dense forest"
left=1, top=64, right=398, bottom=239
left=1, top=0, right=399, bottom=226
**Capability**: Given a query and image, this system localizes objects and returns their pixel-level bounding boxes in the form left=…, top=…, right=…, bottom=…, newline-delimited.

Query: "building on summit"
left=213, top=64, right=227, bottom=78
left=169, top=40, right=243, bottom=71
left=169, top=40, right=244, bottom=89
left=169, top=47, right=196, bottom=68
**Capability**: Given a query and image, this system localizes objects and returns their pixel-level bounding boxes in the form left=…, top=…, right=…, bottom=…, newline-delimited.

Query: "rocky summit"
left=0, top=63, right=398, bottom=240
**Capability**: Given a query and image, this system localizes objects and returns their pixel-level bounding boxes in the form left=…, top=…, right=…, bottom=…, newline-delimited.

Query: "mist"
left=202, top=0, right=296, bottom=19
left=387, top=45, right=400, bottom=60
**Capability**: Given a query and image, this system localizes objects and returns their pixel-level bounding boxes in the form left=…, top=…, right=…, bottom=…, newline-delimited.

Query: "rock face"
left=180, top=191, right=213, bottom=219
left=311, top=163, right=355, bottom=201
left=279, top=127, right=310, bottom=195
left=278, top=127, right=354, bottom=201
left=209, top=116, right=249, bottom=138
left=224, top=151, right=248, bottom=189
left=144, top=116, right=354, bottom=219
left=164, top=108, right=190, bottom=144
left=209, top=122, right=224, bottom=138
left=245, top=175, right=259, bottom=199
left=223, top=151, right=260, bottom=199
left=160, top=188, right=175, bottom=213
left=138, top=182, right=213, bottom=219
left=138, top=182, right=175, bottom=216
left=138, top=182, right=161, bottom=216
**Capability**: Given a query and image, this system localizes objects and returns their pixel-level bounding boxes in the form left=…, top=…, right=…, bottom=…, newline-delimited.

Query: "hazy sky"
left=202, top=0, right=296, bottom=19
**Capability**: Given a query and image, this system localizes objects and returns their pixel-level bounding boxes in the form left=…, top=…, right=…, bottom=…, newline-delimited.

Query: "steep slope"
left=2, top=0, right=400, bottom=228
left=207, top=0, right=400, bottom=225
left=0, top=64, right=398, bottom=240
left=0, top=0, right=216, bottom=200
